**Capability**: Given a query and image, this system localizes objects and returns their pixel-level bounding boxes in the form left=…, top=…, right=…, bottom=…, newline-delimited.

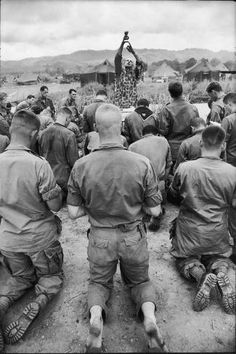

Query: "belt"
left=90, top=220, right=143, bottom=232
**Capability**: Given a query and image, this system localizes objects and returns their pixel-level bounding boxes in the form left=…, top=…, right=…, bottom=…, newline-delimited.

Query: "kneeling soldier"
left=0, top=110, right=63, bottom=352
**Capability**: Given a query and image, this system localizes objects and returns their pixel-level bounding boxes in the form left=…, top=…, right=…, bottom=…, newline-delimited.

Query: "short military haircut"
left=69, top=88, right=76, bottom=94
left=27, top=94, right=35, bottom=99
left=223, top=92, right=236, bottom=104
left=190, top=117, right=206, bottom=128
left=11, top=109, right=40, bottom=133
left=201, top=125, right=225, bottom=150
left=57, top=106, right=72, bottom=117
left=206, top=81, right=222, bottom=93
left=96, top=89, right=107, bottom=97
left=142, top=125, right=159, bottom=136
left=168, top=81, right=183, bottom=98
left=40, top=85, right=48, bottom=92
left=137, top=98, right=149, bottom=107
left=95, top=103, right=121, bottom=125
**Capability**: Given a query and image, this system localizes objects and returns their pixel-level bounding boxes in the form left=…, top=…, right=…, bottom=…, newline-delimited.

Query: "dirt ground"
left=0, top=203, right=235, bottom=353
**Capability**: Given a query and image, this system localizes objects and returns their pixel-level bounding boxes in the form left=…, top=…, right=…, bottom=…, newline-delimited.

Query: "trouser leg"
left=87, top=228, right=118, bottom=320
left=119, top=224, right=156, bottom=320
left=119, top=224, right=168, bottom=352
left=175, top=256, right=206, bottom=283
left=0, top=250, right=36, bottom=301
left=229, top=207, right=236, bottom=264
left=4, top=241, right=64, bottom=345
left=29, top=240, right=64, bottom=303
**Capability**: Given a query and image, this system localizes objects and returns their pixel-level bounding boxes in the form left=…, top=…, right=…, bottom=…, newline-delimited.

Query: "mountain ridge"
left=1, top=48, right=234, bottom=74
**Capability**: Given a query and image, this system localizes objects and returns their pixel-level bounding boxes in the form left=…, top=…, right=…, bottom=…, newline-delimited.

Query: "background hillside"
left=1, top=48, right=235, bottom=74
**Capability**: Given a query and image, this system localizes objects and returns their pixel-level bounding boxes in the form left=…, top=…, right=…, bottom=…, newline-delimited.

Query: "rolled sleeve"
left=144, top=161, right=162, bottom=207
left=67, top=167, right=84, bottom=206
left=38, top=160, right=62, bottom=201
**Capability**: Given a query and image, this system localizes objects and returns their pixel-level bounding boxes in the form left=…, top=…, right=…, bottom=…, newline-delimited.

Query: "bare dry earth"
left=0, top=203, right=235, bottom=353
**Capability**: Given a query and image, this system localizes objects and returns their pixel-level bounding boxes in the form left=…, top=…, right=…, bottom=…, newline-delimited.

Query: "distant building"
left=152, top=61, right=180, bottom=82
left=60, top=71, right=80, bottom=84
left=184, top=59, right=229, bottom=81
left=80, top=59, right=115, bottom=87
left=16, top=73, right=40, bottom=85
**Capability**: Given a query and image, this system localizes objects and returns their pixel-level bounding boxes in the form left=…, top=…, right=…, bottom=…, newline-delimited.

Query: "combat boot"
left=4, top=294, right=49, bottom=344
left=214, top=263, right=235, bottom=314
left=0, top=296, right=12, bottom=352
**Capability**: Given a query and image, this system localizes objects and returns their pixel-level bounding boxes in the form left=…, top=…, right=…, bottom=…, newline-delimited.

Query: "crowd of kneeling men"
left=0, top=80, right=235, bottom=353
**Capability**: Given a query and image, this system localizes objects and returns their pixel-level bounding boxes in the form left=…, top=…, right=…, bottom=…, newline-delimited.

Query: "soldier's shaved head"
left=11, top=109, right=40, bottom=135
left=95, top=104, right=122, bottom=140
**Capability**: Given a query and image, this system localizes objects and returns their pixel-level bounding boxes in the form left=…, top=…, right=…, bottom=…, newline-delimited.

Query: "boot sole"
left=217, top=273, right=236, bottom=314
left=193, top=273, right=217, bottom=312
left=4, top=302, right=40, bottom=344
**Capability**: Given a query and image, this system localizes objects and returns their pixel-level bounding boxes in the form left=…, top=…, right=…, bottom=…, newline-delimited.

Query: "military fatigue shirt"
left=67, top=143, right=162, bottom=227
left=221, top=113, right=236, bottom=167
left=206, top=95, right=226, bottom=125
left=0, top=144, right=61, bottom=252
left=123, top=108, right=158, bottom=144
left=158, top=98, right=199, bottom=161
left=129, top=134, right=172, bottom=181
left=0, top=134, right=9, bottom=153
left=174, top=129, right=203, bottom=171
left=39, top=123, right=78, bottom=190
left=170, top=157, right=236, bottom=258
left=35, top=95, right=55, bottom=118
left=82, top=99, right=106, bottom=133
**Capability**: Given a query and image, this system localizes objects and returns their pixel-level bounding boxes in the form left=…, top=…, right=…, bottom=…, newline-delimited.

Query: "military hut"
left=184, top=59, right=227, bottom=81
left=16, top=73, right=40, bottom=85
left=152, top=61, right=180, bottom=82
left=80, top=59, right=115, bottom=87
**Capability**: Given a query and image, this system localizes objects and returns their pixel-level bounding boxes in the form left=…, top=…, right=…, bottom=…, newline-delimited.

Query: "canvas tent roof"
left=17, top=73, right=39, bottom=82
left=211, top=62, right=229, bottom=72
left=152, top=62, right=179, bottom=77
left=185, top=59, right=214, bottom=74
left=85, top=59, right=115, bottom=74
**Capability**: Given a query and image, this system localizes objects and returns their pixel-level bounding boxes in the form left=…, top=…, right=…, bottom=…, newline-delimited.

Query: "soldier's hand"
left=126, top=44, right=134, bottom=53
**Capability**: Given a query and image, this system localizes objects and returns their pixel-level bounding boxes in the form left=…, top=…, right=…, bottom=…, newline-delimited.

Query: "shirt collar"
left=201, top=156, right=221, bottom=160
left=94, top=142, right=126, bottom=151
left=6, top=144, right=31, bottom=151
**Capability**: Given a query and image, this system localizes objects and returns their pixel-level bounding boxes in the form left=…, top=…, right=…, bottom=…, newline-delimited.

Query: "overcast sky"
left=1, top=0, right=235, bottom=61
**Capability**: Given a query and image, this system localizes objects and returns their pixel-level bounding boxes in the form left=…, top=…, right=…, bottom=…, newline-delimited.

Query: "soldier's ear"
left=94, top=123, right=98, bottom=132
left=221, top=141, right=226, bottom=152
left=31, top=129, right=38, bottom=140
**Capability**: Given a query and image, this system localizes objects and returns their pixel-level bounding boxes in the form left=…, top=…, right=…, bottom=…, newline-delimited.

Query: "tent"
left=152, top=62, right=179, bottom=82
left=80, top=59, right=115, bottom=86
left=184, top=59, right=227, bottom=81
left=16, top=73, right=40, bottom=85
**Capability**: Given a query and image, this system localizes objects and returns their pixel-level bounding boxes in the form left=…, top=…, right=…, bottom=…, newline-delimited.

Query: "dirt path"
left=1, top=203, right=235, bottom=353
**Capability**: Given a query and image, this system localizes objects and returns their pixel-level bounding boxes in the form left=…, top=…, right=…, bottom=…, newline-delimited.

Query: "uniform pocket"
left=87, top=238, right=111, bottom=265
left=44, top=241, right=64, bottom=274
left=122, top=227, right=149, bottom=265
